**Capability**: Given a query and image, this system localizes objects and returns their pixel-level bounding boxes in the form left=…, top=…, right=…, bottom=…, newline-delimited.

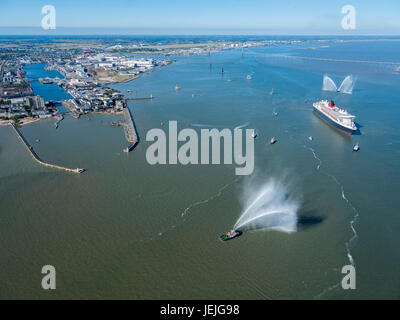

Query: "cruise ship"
left=313, top=100, right=357, bottom=135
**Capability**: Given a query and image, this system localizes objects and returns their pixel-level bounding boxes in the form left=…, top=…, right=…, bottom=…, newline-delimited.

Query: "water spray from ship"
left=338, top=75, right=355, bottom=94
left=234, top=178, right=299, bottom=233
left=322, top=75, right=355, bottom=94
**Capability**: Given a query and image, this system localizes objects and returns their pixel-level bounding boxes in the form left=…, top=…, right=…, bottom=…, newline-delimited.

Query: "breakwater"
left=12, top=124, right=85, bottom=174
left=122, top=106, right=139, bottom=152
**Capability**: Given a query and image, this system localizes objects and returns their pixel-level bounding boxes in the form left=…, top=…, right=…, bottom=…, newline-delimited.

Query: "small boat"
left=270, top=137, right=277, bottom=144
left=175, top=85, right=180, bottom=91
left=227, top=79, right=231, bottom=82
left=270, top=88, right=274, bottom=95
left=273, top=111, right=278, bottom=117
left=353, top=143, right=360, bottom=152
left=75, top=168, right=85, bottom=173
left=221, top=67, right=224, bottom=74
left=308, top=136, right=313, bottom=141
left=220, top=229, right=242, bottom=241
left=251, top=130, right=258, bottom=139
left=35, top=138, right=40, bottom=142
left=246, top=74, right=252, bottom=80
left=192, top=93, right=195, bottom=97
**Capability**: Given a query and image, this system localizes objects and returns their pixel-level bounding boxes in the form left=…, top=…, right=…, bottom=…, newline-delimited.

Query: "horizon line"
left=1, top=33, right=400, bottom=37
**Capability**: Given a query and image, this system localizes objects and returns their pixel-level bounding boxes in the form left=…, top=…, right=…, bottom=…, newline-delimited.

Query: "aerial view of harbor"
left=1, top=1, right=400, bottom=302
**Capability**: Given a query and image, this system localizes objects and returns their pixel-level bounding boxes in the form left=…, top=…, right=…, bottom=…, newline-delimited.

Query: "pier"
left=126, top=95, right=153, bottom=101
left=122, top=106, right=139, bottom=152
left=54, top=114, right=64, bottom=129
left=12, top=124, right=85, bottom=174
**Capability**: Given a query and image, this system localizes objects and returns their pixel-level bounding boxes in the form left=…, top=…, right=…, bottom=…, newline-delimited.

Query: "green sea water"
left=1, top=40, right=400, bottom=299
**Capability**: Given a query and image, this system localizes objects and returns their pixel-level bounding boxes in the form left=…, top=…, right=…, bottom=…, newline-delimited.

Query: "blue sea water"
left=23, top=64, right=72, bottom=102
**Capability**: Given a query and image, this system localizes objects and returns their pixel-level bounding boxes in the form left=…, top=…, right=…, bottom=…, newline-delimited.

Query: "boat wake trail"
left=134, top=179, right=239, bottom=243
left=191, top=123, right=249, bottom=130
left=304, top=145, right=360, bottom=298
left=308, top=147, right=322, bottom=170
left=191, top=123, right=222, bottom=128
left=234, top=122, right=249, bottom=130
left=329, top=175, right=359, bottom=266
left=181, top=178, right=239, bottom=217
left=234, top=178, right=299, bottom=232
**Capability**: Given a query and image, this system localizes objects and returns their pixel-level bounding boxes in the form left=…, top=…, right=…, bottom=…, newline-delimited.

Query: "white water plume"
left=234, top=179, right=299, bottom=232
left=322, top=75, right=338, bottom=92
left=338, top=75, right=355, bottom=94
left=322, top=75, right=354, bottom=94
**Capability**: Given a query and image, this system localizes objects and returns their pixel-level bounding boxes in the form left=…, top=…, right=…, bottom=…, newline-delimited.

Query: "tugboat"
left=270, top=137, right=277, bottom=144
left=220, top=229, right=242, bottom=241
left=353, top=143, right=360, bottom=152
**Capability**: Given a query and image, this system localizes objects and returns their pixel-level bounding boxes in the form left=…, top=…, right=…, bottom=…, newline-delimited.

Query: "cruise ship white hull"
left=313, top=101, right=357, bottom=135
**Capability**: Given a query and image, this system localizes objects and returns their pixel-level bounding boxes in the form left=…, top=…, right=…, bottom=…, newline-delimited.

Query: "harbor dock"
left=126, top=95, right=153, bottom=101
left=12, top=124, right=85, bottom=174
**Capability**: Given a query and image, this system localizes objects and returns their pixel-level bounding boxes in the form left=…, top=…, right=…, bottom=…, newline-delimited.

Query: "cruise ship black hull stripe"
left=313, top=108, right=354, bottom=135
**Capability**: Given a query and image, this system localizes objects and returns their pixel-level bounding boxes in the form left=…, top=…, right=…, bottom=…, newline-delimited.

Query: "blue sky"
left=0, top=0, right=399, bottom=35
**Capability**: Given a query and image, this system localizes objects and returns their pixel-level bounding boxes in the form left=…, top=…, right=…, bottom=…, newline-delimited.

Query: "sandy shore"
left=0, top=120, right=12, bottom=127
left=1, top=117, right=42, bottom=127
left=18, top=117, right=42, bottom=126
